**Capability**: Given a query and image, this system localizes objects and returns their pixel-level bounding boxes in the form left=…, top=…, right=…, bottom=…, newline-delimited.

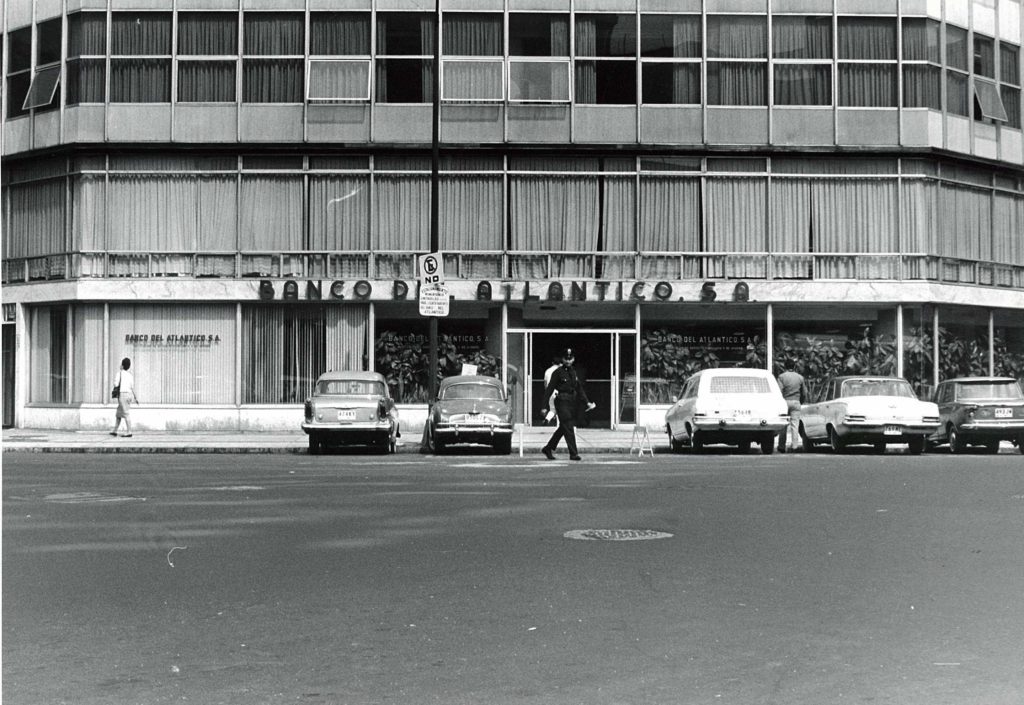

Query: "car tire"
left=760, top=436, right=774, bottom=455
left=494, top=436, right=512, bottom=455
left=668, top=428, right=682, bottom=453
left=800, top=425, right=816, bottom=452
left=829, top=427, right=846, bottom=454
left=948, top=427, right=967, bottom=454
left=308, top=435, right=321, bottom=455
left=907, top=436, right=925, bottom=455
left=873, top=441, right=887, bottom=454
left=691, top=429, right=704, bottom=452
left=983, top=441, right=1000, bottom=454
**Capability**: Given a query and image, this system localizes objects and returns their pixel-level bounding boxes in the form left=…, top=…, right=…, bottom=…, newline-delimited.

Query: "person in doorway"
left=540, top=348, right=595, bottom=461
left=110, top=357, right=137, bottom=437
left=542, top=357, right=561, bottom=424
left=776, top=361, right=807, bottom=452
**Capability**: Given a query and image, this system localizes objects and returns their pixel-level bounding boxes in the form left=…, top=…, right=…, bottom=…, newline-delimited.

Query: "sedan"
left=424, top=375, right=514, bottom=454
left=799, top=376, right=940, bottom=454
left=302, top=371, right=400, bottom=454
left=928, top=376, right=1024, bottom=453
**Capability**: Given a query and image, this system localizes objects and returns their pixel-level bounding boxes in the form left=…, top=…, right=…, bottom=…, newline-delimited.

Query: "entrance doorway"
left=507, top=329, right=636, bottom=430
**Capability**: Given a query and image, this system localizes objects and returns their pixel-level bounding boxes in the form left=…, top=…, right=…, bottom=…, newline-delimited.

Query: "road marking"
left=564, top=529, right=674, bottom=541
left=44, top=492, right=145, bottom=504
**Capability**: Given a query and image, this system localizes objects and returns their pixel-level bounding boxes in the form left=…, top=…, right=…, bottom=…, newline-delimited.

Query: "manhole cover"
left=563, top=529, right=674, bottom=541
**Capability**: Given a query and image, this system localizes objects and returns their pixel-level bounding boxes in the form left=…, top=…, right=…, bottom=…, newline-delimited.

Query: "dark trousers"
left=544, top=394, right=579, bottom=457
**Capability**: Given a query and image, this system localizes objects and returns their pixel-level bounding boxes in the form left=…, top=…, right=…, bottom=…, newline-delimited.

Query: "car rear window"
left=956, top=381, right=1024, bottom=400
left=708, top=376, right=771, bottom=394
left=443, top=383, right=502, bottom=401
left=842, top=379, right=915, bottom=398
left=319, top=380, right=384, bottom=396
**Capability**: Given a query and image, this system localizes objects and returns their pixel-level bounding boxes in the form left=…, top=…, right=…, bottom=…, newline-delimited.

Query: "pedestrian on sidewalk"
left=776, top=361, right=807, bottom=452
left=540, top=348, right=595, bottom=461
left=110, top=357, right=137, bottom=437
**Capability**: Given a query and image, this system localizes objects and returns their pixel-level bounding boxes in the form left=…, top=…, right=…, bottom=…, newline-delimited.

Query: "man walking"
left=540, top=348, right=595, bottom=461
left=777, top=362, right=807, bottom=452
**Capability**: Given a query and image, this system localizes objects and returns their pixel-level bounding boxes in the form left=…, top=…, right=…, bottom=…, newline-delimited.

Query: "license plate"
left=883, top=425, right=901, bottom=435
left=338, top=410, right=356, bottom=421
left=995, top=408, right=1012, bottom=418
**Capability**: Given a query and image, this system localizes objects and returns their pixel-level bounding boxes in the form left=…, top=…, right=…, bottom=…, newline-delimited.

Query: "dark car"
left=928, top=377, right=1024, bottom=453
left=424, top=375, right=514, bottom=454
left=302, top=371, right=400, bottom=454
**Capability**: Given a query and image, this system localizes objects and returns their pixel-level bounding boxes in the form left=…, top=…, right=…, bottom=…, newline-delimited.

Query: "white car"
left=798, top=376, right=940, bottom=454
left=665, top=368, right=789, bottom=454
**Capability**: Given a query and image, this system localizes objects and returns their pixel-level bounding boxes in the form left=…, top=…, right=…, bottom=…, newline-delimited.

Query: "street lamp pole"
left=428, top=0, right=441, bottom=403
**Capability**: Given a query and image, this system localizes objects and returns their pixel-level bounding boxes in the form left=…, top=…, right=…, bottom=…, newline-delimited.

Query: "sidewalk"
left=1, top=425, right=662, bottom=455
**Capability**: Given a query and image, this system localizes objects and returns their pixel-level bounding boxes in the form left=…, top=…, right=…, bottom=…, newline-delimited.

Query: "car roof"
left=316, top=371, right=386, bottom=382
left=692, top=368, right=774, bottom=377
left=439, top=375, right=502, bottom=387
left=940, top=376, right=1018, bottom=384
left=833, top=375, right=909, bottom=382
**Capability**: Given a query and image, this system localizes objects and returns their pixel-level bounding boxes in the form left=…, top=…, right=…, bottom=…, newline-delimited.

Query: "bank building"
left=2, top=0, right=1023, bottom=433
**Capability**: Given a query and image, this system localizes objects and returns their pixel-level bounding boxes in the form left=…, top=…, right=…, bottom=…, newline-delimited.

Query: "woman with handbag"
left=110, top=357, right=137, bottom=437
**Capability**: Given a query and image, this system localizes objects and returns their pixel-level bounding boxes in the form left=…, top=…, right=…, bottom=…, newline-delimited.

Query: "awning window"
left=973, top=78, right=1008, bottom=122
left=22, top=65, right=61, bottom=110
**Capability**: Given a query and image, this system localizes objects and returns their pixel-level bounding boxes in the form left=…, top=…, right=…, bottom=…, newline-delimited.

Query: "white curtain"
left=373, top=174, right=430, bottom=252
left=242, top=306, right=284, bottom=403
left=939, top=183, right=990, bottom=265
left=638, top=176, right=700, bottom=278
left=108, top=175, right=197, bottom=251
left=901, top=179, right=939, bottom=278
left=811, top=179, right=898, bottom=278
left=7, top=179, right=65, bottom=258
left=705, top=177, right=767, bottom=277
left=600, top=176, right=636, bottom=278
left=309, top=175, right=370, bottom=250
left=994, top=193, right=1024, bottom=266
left=240, top=175, right=303, bottom=250
left=509, top=174, right=599, bottom=277
left=770, top=180, right=812, bottom=278
left=440, top=174, right=503, bottom=277
left=29, top=306, right=67, bottom=403
left=326, top=305, right=368, bottom=372
left=71, top=174, right=106, bottom=253
left=71, top=304, right=105, bottom=403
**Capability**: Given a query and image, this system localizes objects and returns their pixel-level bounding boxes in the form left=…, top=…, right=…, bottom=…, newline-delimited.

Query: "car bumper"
left=837, top=421, right=939, bottom=441
left=434, top=424, right=514, bottom=443
left=693, top=418, right=788, bottom=435
left=953, top=420, right=1024, bottom=438
left=302, top=420, right=393, bottom=438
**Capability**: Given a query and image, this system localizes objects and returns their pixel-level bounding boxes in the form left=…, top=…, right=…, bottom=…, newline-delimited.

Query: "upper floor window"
left=375, top=12, right=434, bottom=103
left=946, top=24, right=969, bottom=116
left=1001, top=44, right=1021, bottom=128
left=772, top=16, right=831, bottom=106
left=110, top=12, right=171, bottom=102
left=902, top=18, right=941, bottom=109
left=22, top=18, right=62, bottom=112
left=243, top=12, right=303, bottom=103
left=442, top=13, right=503, bottom=102
left=5, top=26, right=32, bottom=118
left=707, top=15, right=767, bottom=106
left=67, top=12, right=106, bottom=105
left=309, top=12, right=371, bottom=101
left=640, top=14, right=700, bottom=105
left=575, top=14, right=636, bottom=104
left=509, top=13, right=570, bottom=102
left=178, top=12, right=238, bottom=103
left=837, top=17, right=896, bottom=107
left=974, top=35, right=995, bottom=78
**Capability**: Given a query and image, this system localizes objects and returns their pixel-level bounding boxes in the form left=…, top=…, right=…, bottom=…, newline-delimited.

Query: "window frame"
left=176, top=11, right=239, bottom=104
left=836, top=15, right=898, bottom=108
left=639, top=12, right=701, bottom=106
left=706, top=14, right=768, bottom=107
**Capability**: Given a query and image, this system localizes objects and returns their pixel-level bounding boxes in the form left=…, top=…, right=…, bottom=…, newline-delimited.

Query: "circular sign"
left=423, top=255, right=438, bottom=275
left=563, top=529, right=674, bottom=541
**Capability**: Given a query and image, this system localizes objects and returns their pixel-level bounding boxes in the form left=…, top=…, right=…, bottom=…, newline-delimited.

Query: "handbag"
left=111, top=384, right=120, bottom=399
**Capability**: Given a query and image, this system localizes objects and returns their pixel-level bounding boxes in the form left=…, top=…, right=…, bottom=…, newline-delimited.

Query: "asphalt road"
left=3, top=450, right=1023, bottom=705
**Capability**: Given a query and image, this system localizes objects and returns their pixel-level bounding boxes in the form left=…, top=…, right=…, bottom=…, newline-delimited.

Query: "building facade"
left=3, top=0, right=1023, bottom=432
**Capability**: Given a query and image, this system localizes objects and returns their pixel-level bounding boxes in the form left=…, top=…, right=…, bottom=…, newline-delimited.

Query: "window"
left=243, top=12, right=303, bottom=103
left=309, top=12, right=371, bottom=101
left=640, top=14, right=700, bottom=105
left=509, top=13, right=570, bottom=102
left=974, top=79, right=1008, bottom=122
left=110, top=12, right=171, bottom=102
left=902, top=18, right=941, bottom=109
left=974, top=34, right=995, bottom=78
left=6, top=27, right=32, bottom=117
left=441, top=13, right=503, bottom=101
left=838, top=17, right=896, bottom=107
left=22, top=18, right=62, bottom=112
left=1001, top=44, right=1021, bottom=128
left=177, top=12, right=237, bottom=103
left=67, top=12, right=106, bottom=105
left=946, top=25, right=969, bottom=116
left=772, top=16, right=832, bottom=106
left=575, top=14, right=637, bottom=104
left=375, top=12, right=434, bottom=103
left=707, top=15, right=767, bottom=106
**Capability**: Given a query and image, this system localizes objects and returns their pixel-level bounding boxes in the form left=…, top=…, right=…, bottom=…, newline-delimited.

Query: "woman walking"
left=110, top=357, right=137, bottom=437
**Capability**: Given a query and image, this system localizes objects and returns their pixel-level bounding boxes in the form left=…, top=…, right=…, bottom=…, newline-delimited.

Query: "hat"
left=562, top=348, right=575, bottom=360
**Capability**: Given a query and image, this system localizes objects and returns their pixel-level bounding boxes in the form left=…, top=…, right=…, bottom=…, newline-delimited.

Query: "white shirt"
left=117, top=369, right=136, bottom=401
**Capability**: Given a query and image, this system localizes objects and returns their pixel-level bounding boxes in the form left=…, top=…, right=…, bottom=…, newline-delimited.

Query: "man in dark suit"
left=540, top=348, right=595, bottom=461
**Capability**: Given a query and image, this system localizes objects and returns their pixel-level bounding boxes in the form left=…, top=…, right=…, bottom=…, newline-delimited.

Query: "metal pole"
left=428, top=0, right=441, bottom=403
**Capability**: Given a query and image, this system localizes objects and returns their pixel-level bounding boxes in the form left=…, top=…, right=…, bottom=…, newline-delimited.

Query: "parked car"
left=302, top=371, right=400, bottom=454
left=798, top=376, right=940, bottom=454
left=424, top=375, right=514, bottom=454
left=665, top=368, right=789, bottom=454
left=927, top=376, right=1024, bottom=453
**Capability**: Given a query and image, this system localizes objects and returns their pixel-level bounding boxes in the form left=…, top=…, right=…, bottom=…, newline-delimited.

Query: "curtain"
left=903, top=65, right=941, bottom=109
left=671, top=16, right=701, bottom=57
left=946, top=26, right=968, bottom=70
left=902, top=19, right=939, bottom=62
left=309, top=60, right=369, bottom=100
left=240, top=175, right=303, bottom=251
left=601, top=177, right=636, bottom=278
left=178, top=12, right=236, bottom=55
left=946, top=72, right=969, bottom=115
left=1001, top=45, right=1020, bottom=85
left=575, top=18, right=597, bottom=103
left=309, top=175, right=370, bottom=250
left=838, top=18, right=896, bottom=60
left=900, top=179, right=939, bottom=279
left=707, top=16, right=766, bottom=58
left=705, top=177, right=766, bottom=277
left=327, top=305, right=368, bottom=372
left=66, top=59, right=105, bottom=104
left=638, top=177, right=700, bottom=278
left=243, top=306, right=284, bottom=403
left=30, top=306, right=67, bottom=403
left=939, top=184, right=991, bottom=262
left=243, top=59, right=302, bottom=102
left=444, top=61, right=503, bottom=100
left=994, top=194, right=1024, bottom=267
left=311, top=13, right=370, bottom=55
left=71, top=304, right=104, bottom=403
left=373, top=175, right=429, bottom=252
left=110, top=59, right=171, bottom=102
left=770, top=180, right=812, bottom=278
left=68, top=12, right=106, bottom=57
left=244, top=13, right=303, bottom=55
left=178, top=61, right=235, bottom=102
left=444, top=14, right=501, bottom=55
left=108, top=175, right=196, bottom=251
left=71, top=174, right=105, bottom=253
left=111, top=12, right=171, bottom=55
left=283, top=313, right=325, bottom=403
left=7, top=179, right=65, bottom=258
left=440, top=175, right=503, bottom=265
left=509, top=175, right=599, bottom=278
left=708, top=63, right=766, bottom=105
left=839, top=65, right=896, bottom=107
left=773, top=16, right=831, bottom=59
left=774, top=65, right=830, bottom=105
left=811, top=179, right=898, bottom=278
left=197, top=175, right=237, bottom=252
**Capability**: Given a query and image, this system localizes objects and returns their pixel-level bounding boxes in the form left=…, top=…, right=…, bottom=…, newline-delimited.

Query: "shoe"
left=570, top=455, right=581, bottom=461
left=542, top=448, right=555, bottom=460
left=109, top=432, right=118, bottom=436
left=124, top=434, right=133, bottom=438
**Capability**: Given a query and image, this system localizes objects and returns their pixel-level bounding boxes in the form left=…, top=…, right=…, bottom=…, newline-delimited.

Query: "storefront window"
left=72, top=304, right=105, bottom=403
left=903, top=305, right=934, bottom=398
left=994, top=309, right=1024, bottom=387
left=29, top=305, right=68, bottom=403
left=773, top=305, right=897, bottom=402
left=937, top=306, right=990, bottom=381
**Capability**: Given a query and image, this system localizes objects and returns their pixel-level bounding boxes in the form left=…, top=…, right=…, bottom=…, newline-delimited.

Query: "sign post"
left=418, top=252, right=449, bottom=318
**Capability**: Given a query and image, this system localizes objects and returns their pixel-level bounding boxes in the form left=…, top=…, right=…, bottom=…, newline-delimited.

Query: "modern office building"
left=2, top=0, right=1023, bottom=433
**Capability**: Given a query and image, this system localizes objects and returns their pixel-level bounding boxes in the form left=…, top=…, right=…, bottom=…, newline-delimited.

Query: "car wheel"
left=983, top=441, right=1000, bottom=454
left=873, top=441, right=887, bottom=454
left=667, top=427, right=682, bottom=453
left=907, top=436, right=925, bottom=455
left=829, top=427, right=846, bottom=454
left=948, top=427, right=967, bottom=454
left=308, top=435, right=321, bottom=455
left=494, top=436, right=512, bottom=455
left=691, top=429, right=704, bottom=452
left=760, top=436, right=774, bottom=455
left=800, top=425, right=816, bottom=452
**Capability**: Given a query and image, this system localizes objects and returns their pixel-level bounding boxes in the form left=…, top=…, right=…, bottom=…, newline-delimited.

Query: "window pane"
left=6, top=72, right=31, bottom=118
left=975, top=35, right=995, bottom=77
left=641, top=14, right=700, bottom=58
left=774, top=64, right=831, bottom=105
left=509, top=60, right=570, bottom=101
left=707, top=63, right=766, bottom=105
left=574, top=60, right=636, bottom=104
left=8, top=27, right=32, bottom=71
left=244, top=13, right=303, bottom=55
left=68, top=12, right=107, bottom=57
left=642, top=62, right=699, bottom=104
left=707, top=16, right=767, bottom=59
left=66, top=59, right=106, bottom=104
left=575, top=14, right=636, bottom=58
left=243, top=59, right=303, bottom=102
left=178, top=12, right=238, bottom=55
left=311, top=12, right=370, bottom=55
left=839, top=64, right=896, bottom=106
left=376, top=13, right=434, bottom=55
left=901, top=18, right=940, bottom=62
left=443, top=13, right=502, bottom=56
left=308, top=60, right=370, bottom=100
left=442, top=60, right=503, bottom=100
left=23, top=65, right=61, bottom=109
left=1001, top=44, right=1020, bottom=86
left=903, top=64, right=941, bottom=109
left=178, top=61, right=236, bottom=102
left=37, top=18, right=62, bottom=65
left=772, top=16, right=832, bottom=59
left=375, top=58, right=432, bottom=102
left=838, top=17, right=896, bottom=60
left=946, top=25, right=968, bottom=71
left=1001, top=85, right=1021, bottom=127
left=947, top=71, right=969, bottom=115
left=111, top=59, right=171, bottom=101
left=509, top=13, right=568, bottom=57
left=975, top=79, right=1008, bottom=121
left=112, top=12, right=172, bottom=55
